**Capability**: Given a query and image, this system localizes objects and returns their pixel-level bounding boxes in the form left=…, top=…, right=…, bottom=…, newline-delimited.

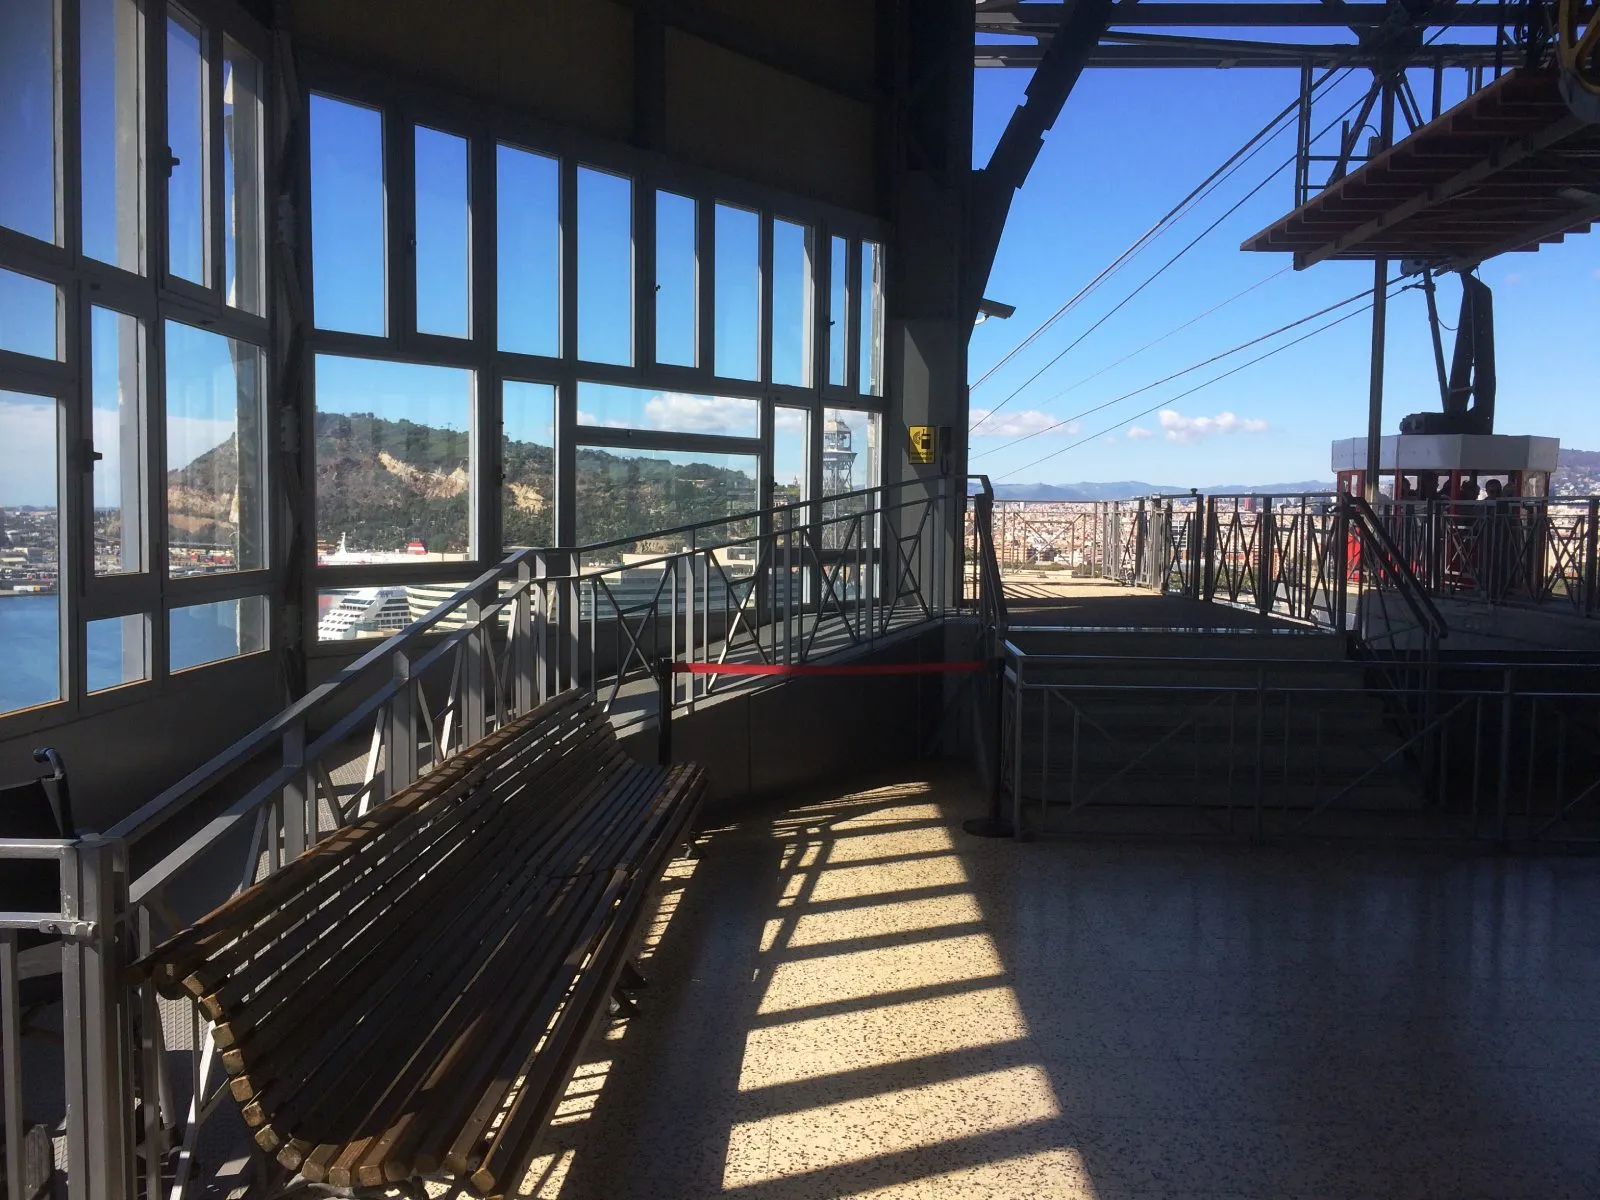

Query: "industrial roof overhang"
left=1240, top=69, right=1600, bottom=269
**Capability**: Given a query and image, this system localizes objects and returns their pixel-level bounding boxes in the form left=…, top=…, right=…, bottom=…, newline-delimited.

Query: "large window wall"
left=0, top=0, right=272, bottom=724
left=306, top=65, right=890, bottom=645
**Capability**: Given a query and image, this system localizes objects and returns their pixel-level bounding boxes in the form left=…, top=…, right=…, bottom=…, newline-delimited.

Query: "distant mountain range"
left=997, top=449, right=1600, bottom=501
left=992, top=480, right=1333, bottom=501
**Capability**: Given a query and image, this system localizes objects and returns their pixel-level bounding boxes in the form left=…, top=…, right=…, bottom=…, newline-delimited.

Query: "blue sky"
left=970, top=65, right=1600, bottom=487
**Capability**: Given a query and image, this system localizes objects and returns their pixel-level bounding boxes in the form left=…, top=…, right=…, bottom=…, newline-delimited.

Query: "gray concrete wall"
left=0, top=653, right=282, bottom=836
left=616, top=624, right=961, bottom=817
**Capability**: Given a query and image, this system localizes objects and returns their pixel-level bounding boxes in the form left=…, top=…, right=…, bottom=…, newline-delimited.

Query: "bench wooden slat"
left=187, top=702, right=610, bottom=1007
left=253, top=769, right=640, bottom=1153
left=209, top=717, right=623, bottom=1046
left=141, top=692, right=594, bottom=991
left=135, top=688, right=706, bottom=1196
left=232, top=761, right=630, bottom=1129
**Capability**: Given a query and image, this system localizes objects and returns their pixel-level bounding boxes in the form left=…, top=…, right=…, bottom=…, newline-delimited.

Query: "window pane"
left=577, top=166, right=632, bottom=365
left=87, top=613, right=149, bottom=692
left=169, top=595, right=267, bottom=672
left=774, top=405, right=809, bottom=504
left=577, top=381, right=758, bottom=439
left=828, top=236, right=849, bottom=387
left=92, top=308, right=146, bottom=575
left=311, top=95, right=386, bottom=335
left=81, top=0, right=142, bottom=268
left=496, top=144, right=559, bottom=358
left=314, top=355, right=474, bottom=560
left=414, top=126, right=470, bottom=338
left=823, top=408, right=879, bottom=496
left=771, top=220, right=813, bottom=388
left=0, top=390, right=60, bottom=716
left=0, top=268, right=61, bottom=360
left=317, top=585, right=420, bottom=641
left=0, top=0, right=58, bottom=244
left=503, top=380, right=555, bottom=551
left=714, top=204, right=759, bottom=380
left=575, top=447, right=758, bottom=550
left=166, top=321, right=266, bottom=576
left=166, top=10, right=208, bottom=285
left=223, top=39, right=264, bottom=314
left=859, top=241, right=885, bottom=396
left=655, top=191, right=696, bottom=367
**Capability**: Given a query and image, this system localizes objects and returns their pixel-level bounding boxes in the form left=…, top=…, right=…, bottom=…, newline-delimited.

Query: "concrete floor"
left=1001, top=573, right=1302, bottom=632
left=517, top=764, right=1600, bottom=1200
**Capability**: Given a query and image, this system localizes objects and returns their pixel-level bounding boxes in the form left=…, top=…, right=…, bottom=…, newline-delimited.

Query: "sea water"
left=0, top=594, right=244, bottom=716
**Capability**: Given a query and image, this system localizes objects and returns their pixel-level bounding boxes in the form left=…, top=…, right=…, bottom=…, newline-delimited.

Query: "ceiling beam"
left=967, top=0, right=1117, bottom=323
left=976, top=2, right=1594, bottom=30
left=976, top=40, right=1507, bottom=67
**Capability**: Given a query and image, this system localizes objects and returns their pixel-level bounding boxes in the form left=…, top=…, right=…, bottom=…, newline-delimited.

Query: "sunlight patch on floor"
left=786, top=892, right=986, bottom=947
left=841, top=1147, right=1099, bottom=1199
left=725, top=790, right=1078, bottom=1197
left=755, top=931, right=1004, bottom=1015
left=722, top=1065, right=1061, bottom=1189
left=804, top=854, right=971, bottom=904
left=737, top=990, right=1030, bottom=1093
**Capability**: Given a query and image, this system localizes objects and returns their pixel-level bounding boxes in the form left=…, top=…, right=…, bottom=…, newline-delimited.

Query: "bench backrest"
left=140, top=689, right=624, bottom=1002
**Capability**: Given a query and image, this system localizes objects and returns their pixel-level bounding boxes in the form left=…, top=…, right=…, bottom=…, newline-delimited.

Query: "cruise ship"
left=316, top=586, right=413, bottom=641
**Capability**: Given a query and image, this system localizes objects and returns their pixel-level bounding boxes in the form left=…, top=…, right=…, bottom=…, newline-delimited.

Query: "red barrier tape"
left=669, top=660, right=988, bottom=677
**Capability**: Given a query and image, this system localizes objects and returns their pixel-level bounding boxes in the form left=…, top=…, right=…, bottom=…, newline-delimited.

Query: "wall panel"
left=289, top=0, right=635, bottom=140
left=665, top=31, right=877, bottom=215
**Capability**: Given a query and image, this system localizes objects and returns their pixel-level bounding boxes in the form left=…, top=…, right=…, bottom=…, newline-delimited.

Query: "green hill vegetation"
left=308, top=411, right=758, bottom=553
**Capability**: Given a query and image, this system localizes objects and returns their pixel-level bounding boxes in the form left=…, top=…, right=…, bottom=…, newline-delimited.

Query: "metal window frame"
left=0, top=0, right=277, bottom=737
left=289, top=49, right=890, bottom=657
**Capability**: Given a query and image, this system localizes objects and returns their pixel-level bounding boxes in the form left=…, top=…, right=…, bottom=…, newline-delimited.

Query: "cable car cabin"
left=1333, top=434, right=1558, bottom=502
left=1333, top=433, right=1561, bottom=597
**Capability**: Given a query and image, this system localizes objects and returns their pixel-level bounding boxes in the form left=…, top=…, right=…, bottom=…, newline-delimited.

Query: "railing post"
left=1586, top=498, right=1599, bottom=618
left=1011, top=657, right=1026, bottom=840
left=1497, top=668, right=1515, bottom=846
left=514, top=557, right=536, bottom=711
left=1333, top=502, right=1350, bottom=634
left=1203, top=497, right=1219, bottom=602
left=387, top=652, right=417, bottom=795
left=1134, top=498, right=1148, bottom=588
left=61, top=837, right=134, bottom=1200
left=1257, top=504, right=1275, bottom=616
left=463, top=595, right=487, bottom=746
left=281, top=721, right=310, bottom=857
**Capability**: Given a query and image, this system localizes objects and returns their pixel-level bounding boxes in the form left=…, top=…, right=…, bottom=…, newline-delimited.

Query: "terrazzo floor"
left=515, top=764, right=1600, bottom=1199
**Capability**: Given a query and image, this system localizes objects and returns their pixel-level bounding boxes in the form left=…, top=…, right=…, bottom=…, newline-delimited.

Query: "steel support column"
left=1364, top=79, right=1396, bottom=503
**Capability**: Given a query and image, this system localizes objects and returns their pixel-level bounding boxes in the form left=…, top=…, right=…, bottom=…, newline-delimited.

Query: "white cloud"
left=643, top=392, right=760, bottom=436
left=1158, top=409, right=1269, bottom=444
left=774, top=407, right=807, bottom=432
left=1127, top=425, right=1153, bottom=439
left=0, top=394, right=58, bottom=507
left=969, top=409, right=1078, bottom=438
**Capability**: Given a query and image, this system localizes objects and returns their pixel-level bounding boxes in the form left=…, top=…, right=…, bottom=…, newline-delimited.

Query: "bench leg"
left=610, top=988, right=639, bottom=1018
left=617, top=961, right=648, bottom=992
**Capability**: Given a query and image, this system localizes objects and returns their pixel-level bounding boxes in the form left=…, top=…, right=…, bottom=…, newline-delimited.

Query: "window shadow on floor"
left=511, top=762, right=1600, bottom=1200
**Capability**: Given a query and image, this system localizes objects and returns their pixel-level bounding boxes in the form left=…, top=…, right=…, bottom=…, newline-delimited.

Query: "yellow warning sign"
left=908, top=425, right=936, bottom=465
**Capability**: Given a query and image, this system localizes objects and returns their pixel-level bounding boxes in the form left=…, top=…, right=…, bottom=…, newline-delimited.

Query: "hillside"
left=311, top=412, right=757, bottom=551
left=1553, top=448, right=1600, bottom=496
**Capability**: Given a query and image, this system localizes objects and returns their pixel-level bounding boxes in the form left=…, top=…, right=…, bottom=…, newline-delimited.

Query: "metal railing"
left=983, top=492, right=1600, bottom=624
left=999, top=642, right=1600, bottom=845
left=1, top=479, right=953, bottom=1200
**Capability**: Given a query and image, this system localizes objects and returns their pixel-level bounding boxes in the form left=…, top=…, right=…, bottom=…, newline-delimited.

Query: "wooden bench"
left=135, top=690, right=705, bottom=1196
